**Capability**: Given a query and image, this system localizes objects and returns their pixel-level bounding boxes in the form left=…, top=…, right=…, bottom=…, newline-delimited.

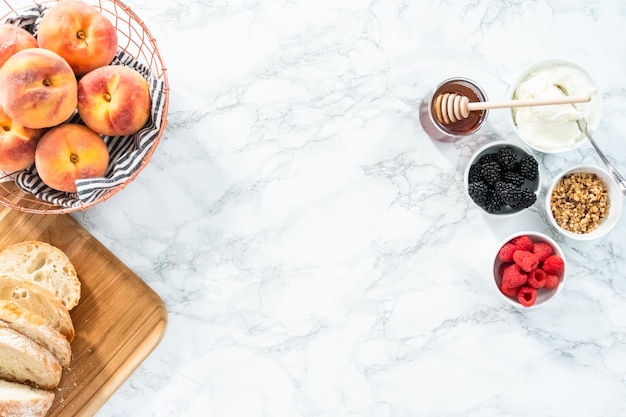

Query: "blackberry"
left=469, top=147, right=538, bottom=214
left=478, top=153, right=499, bottom=166
left=497, top=147, right=517, bottom=170
left=511, top=188, right=537, bottom=209
left=517, top=155, right=538, bottom=181
left=483, top=193, right=504, bottom=213
left=468, top=181, right=489, bottom=205
left=478, top=160, right=501, bottom=185
left=468, top=163, right=481, bottom=183
left=503, top=171, right=525, bottom=187
left=494, top=181, right=522, bottom=206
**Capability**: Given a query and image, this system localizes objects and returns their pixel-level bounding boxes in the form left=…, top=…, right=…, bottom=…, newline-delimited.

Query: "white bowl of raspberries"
left=465, top=141, right=540, bottom=216
left=492, top=231, right=566, bottom=309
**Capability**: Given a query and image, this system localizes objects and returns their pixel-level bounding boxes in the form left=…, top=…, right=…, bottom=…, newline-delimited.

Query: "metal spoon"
left=577, top=118, right=626, bottom=196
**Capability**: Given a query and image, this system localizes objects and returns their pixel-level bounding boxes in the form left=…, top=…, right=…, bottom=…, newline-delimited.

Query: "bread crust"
left=0, top=241, right=81, bottom=415
left=0, top=300, right=71, bottom=367
left=0, top=379, right=54, bottom=417
left=0, top=277, right=75, bottom=342
left=0, top=326, right=62, bottom=390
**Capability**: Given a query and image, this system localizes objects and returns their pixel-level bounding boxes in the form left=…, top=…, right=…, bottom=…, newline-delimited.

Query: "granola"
left=550, top=172, right=610, bottom=234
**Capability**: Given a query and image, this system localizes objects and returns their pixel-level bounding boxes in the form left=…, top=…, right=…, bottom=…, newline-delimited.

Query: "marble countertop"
left=68, top=0, right=626, bottom=416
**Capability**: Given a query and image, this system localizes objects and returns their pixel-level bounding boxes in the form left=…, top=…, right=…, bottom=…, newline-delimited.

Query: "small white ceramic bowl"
left=545, top=165, right=623, bottom=241
left=492, top=231, right=566, bottom=310
left=464, top=140, right=541, bottom=217
left=508, top=59, right=602, bottom=154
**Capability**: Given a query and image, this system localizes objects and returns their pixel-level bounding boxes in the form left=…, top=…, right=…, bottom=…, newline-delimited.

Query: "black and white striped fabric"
left=5, top=6, right=167, bottom=209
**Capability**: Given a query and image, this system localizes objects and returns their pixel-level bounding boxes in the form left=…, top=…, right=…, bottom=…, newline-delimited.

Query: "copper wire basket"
left=0, top=0, right=169, bottom=214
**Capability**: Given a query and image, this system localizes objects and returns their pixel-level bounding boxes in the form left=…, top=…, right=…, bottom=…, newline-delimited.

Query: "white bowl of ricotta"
left=508, top=59, right=602, bottom=153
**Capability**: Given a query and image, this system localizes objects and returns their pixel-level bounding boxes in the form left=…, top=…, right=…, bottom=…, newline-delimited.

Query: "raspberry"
left=542, top=255, right=565, bottom=275
left=500, top=283, right=519, bottom=298
left=502, top=263, right=527, bottom=288
left=499, top=262, right=512, bottom=277
left=527, top=269, right=546, bottom=288
left=532, top=242, right=553, bottom=262
left=511, top=235, right=533, bottom=251
left=544, top=274, right=559, bottom=290
left=498, top=243, right=518, bottom=262
left=517, top=286, right=537, bottom=307
left=496, top=236, right=561, bottom=306
left=513, top=250, right=540, bottom=272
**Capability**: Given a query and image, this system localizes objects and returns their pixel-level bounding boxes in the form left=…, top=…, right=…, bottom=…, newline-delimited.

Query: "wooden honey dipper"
left=433, top=93, right=591, bottom=125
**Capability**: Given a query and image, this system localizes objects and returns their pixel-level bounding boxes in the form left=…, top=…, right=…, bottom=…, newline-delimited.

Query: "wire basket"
left=0, top=0, right=169, bottom=214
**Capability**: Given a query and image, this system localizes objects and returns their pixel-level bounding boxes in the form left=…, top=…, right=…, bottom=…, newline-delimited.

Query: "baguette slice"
left=0, top=277, right=75, bottom=342
left=0, top=241, right=80, bottom=310
left=0, top=300, right=71, bottom=368
left=0, top=326, right=62, bottom=390
left=0, top=379, right=54, bottom=417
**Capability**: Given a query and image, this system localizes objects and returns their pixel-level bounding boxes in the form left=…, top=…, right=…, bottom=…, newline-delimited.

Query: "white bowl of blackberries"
left=464, top=141, right=540, bottom=216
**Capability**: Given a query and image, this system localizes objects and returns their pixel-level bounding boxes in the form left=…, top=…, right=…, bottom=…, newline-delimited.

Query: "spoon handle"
left=467, top=95, right=591, bottom=111
left=577, top=119, right=626, bottom=196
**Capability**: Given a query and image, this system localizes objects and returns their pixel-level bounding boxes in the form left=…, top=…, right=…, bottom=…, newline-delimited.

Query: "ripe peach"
left=0, top=48, right=78, bottom=129
left=0, top=105, right=43, bottom=172
left=37, top=0, right=118, bottom=76
left=35, top=123, right=109, bottom=193
left=0, top=24, right=38, bottom=69
left=77, top=65, right=151, bottom=136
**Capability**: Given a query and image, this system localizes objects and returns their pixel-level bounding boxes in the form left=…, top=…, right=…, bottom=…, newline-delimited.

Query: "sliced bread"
left=0, top=326, right=62, bottom=390
left=0, top=379, right=54, bottom=417
left=0, top=300, right=71, bottom=368
left=0, top=241, right=81, bottom=310
left=0, top=277, right=75, bottom=342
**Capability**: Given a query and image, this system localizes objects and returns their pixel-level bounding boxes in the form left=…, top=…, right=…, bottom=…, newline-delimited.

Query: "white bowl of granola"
left=546, top=165, right=623, bottom=240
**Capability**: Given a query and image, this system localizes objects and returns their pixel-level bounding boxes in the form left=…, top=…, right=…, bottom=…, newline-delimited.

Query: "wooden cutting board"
left=0, top=205, right=168, bottom=416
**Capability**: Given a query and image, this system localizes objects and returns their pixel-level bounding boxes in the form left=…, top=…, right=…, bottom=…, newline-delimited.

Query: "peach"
left=77, top=65, right=151, bottom=136
left=37, top=0, right=118, bottom=76
left=35, top=123, right=109, bottom=193
left=0, top=105, right=43, bottom=172
left=0, top=24, right=38, bottom=69
left=0, top=48, right=78, bottom=129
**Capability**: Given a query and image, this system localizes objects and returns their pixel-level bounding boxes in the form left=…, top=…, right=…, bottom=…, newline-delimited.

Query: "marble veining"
left=62, top=0, right=626, bottom=416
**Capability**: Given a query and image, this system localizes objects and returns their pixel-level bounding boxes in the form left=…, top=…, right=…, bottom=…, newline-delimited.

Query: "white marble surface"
left=69, top=0, right=626, bottom=416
